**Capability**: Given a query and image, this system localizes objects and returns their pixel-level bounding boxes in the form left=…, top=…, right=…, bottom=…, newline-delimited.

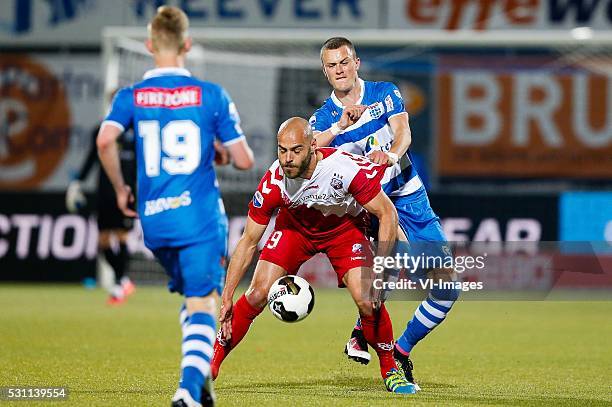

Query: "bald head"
left=277, top=117, right=313, bottom=144
left=277, top=117, right=316, bottom=179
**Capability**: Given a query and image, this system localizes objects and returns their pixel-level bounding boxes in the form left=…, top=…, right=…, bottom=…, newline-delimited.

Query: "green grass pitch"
left=1, top=284, right=611, bottom=406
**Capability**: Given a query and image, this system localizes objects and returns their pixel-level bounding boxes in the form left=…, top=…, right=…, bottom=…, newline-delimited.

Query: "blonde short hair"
left=148, top=6, right=189, bottom=53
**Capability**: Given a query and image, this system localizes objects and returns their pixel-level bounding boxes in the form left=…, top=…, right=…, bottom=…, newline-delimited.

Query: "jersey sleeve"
left=215, top=87, right=245, bottom=146
left=309, top=106, right=332, bottom=134
left=247, top=165, right=283, bottom=225
left=381, top=82, right=406, bottom=120
left=102, top=87, right=133, bottom=132
left=348, top=163, right=386, bottom=207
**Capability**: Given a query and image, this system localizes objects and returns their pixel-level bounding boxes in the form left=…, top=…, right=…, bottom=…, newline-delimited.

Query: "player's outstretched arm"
left=97, top=124, right=136, bottom=217
left=362, top=191, right=398, bottom=258
left=226, top=139, right=255, bottom=170
left=219, top=216, right=267, bottom=339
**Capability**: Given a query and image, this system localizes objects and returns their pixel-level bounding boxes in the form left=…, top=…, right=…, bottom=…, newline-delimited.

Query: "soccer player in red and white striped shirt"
left=210, top=117, right=417, bottom=394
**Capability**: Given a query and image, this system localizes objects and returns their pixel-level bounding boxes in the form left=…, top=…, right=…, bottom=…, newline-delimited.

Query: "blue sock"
left=396, top=294, right=455, bottom=354
left=179, top=312, right=215, bottom=403
left=179, top=303, right=189, bottom=334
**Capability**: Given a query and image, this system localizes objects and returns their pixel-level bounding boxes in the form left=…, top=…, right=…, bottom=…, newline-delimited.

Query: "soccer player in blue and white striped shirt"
left=311, top=37, right=460, bottom=389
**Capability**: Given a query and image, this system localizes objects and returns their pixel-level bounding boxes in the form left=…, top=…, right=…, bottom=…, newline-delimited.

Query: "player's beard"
left=284, top=148, right=313, bottom=179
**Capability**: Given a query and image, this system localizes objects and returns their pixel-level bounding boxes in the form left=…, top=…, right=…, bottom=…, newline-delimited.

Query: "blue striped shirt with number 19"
left=103, top=67, right=244, bottom=250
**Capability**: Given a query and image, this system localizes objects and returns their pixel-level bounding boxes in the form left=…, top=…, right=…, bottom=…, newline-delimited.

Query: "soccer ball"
left=267, top=275, right=315, bottom=322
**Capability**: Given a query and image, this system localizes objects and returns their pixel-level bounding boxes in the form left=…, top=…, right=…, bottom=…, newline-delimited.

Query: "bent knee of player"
left=98, top=231, right=112, bottom=249
left=186, top=293, right=218, bottom=315
left=244, top=285, right=268, bottom=310
left=354, top=299, right=374, bottom=317
left=429, top=267, right=460, bottom=302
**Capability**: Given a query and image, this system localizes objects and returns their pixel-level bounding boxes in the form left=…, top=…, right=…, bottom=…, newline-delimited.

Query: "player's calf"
left=210, top=294, right=263, bottom=380
left=358, top=305, right=397, bottom=377
left=395, top=268, right=459, bottom=357
left=212, top=260, right=287, bottom=380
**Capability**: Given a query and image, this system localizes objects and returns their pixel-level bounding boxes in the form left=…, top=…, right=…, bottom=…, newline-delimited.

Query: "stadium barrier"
left=0, top=190, right=584, bottom=280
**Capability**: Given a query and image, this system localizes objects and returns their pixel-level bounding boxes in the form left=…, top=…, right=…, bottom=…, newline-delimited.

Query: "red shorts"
left=259, top=225, right=372, bottom=287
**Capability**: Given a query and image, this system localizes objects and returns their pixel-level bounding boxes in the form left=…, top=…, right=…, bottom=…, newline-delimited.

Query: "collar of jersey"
left=330, top=78, right=365, bottom=108
left=143, top=67, right=192, bottom=79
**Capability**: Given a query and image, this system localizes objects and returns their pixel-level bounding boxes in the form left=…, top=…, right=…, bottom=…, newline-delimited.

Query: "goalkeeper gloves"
left=66, top=180, right=87, bottom=213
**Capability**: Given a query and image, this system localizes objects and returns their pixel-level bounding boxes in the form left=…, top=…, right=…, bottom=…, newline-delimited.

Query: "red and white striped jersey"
left=248, top=147, right=386, bottom=237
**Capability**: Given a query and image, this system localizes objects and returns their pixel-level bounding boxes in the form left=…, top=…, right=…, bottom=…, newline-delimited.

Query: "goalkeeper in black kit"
left=66, top=122, right=136, bottom=305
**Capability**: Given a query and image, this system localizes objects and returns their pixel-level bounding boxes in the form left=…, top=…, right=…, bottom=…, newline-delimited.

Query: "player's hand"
left=66, top=180, right=86, bottom=213
left=214, top=140, right=230, bottom=166
left=367, top=150, right=389, bottom=166
left=338, top=105, right=368, bottom=130
left=219, top=296, right=233, bottom=341
left=367, top=150, right=399, bottom=167
left=116, top=185, right=137, bottom=218
left=372, top=285, right=384, bottom=311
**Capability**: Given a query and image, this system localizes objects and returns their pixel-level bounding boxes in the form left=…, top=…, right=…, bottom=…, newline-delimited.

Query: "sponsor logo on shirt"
left=144, top=190, right=192, bottom=216
left=385, top=94, right=394, bottom=112
left=364, top=135, right=381, bottom=154
left=292, top=193, right=334, bottom=207
left=303, top=185, right=320, bottom=192
left=135, top=86, right=201, bottom=108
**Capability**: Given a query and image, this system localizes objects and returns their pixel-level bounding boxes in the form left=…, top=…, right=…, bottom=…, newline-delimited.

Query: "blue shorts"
left=392, top=188, right=452, bottom=278
left=153, top=222, right=227, bottom=298
left=392, top=187, right=446, bottom=244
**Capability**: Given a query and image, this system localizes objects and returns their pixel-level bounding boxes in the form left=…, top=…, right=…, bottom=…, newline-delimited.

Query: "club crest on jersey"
left=253, top=191, right=264, bottom=208
left=330, top=173, right=343, bottom=190
left=309, top=115, right=316, bottom=125
left=394, top=89, right=402, bottom=99
left=352, top=243, right=363, bottom=254
left=368, top=102, right=384, bottom=119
